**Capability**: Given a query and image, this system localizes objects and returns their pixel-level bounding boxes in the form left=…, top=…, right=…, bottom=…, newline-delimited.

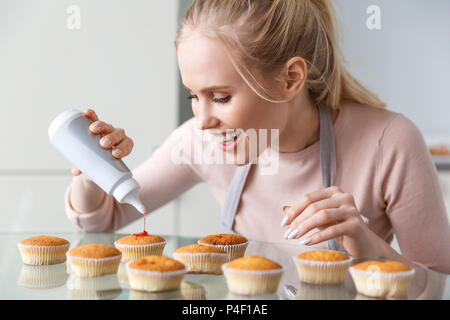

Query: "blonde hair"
left=175, top=0, right=386, bottom=110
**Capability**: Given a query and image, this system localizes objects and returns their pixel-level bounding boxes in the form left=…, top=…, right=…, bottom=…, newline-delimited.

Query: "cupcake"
left=173, top=244, right=228, bottom=275
left=66, top=244, right=122, bottom=278
left=126, top=256, right=187, bottom=292
left=293, top=250, right=352, bottom=285
left=349, top=260, right=415, bottom=299
left=222, top=255, right=284, bottom=296
left=114, top=234, right=166, bottom=262
left=198, top=234, right=248, bottom=261
left=18, top=235, right=70, bottom=265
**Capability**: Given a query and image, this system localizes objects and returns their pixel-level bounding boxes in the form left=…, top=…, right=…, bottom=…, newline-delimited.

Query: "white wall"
left=334, top=0, right=450, bottom=144
left=0, top=0, right=179, bottom=234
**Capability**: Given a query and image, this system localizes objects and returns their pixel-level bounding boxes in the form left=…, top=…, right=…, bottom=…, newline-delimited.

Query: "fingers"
left=111, top=137, right=134, bottom=158
left=84, top=109, right=99, bottom=122
left=284, top=186, right=341, bottom=225
left=82, top=109, right=134, bottom=160
left=306, top=217, right=360, bottom=246
left=286, top=207, right=353, bottom=240
left=71, top=165, right=81, bottom=176
left=98, top=128, right=126, bottom=149
left=89, top=120, right=115, bottom=136
left=289, top=197, right=342, bottom=229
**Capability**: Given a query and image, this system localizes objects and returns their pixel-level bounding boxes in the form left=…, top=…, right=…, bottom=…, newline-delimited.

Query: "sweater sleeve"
left=64, top=118, right=203, bottom=232
left=376, top=113, right=450, bottom=273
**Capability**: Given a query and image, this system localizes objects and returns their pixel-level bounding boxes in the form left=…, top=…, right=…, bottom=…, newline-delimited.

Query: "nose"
left=195, top=102, right=219, bottom=130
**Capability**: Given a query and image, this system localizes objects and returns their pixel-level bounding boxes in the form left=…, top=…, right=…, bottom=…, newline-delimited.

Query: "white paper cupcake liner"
left=197, top=240, right=248, bottom=261
left=349, top=266, right=415, bottom=298
left=173, top=252, right=228, bottom=274
left=125, top=261, right=187, bottom=293
left=17, top=243, right=70, bottom=265
left=292, top=255, right=353, bottom=285
left=221, top=264, right=284, bottom=296
left=114, top=240, right=166, bottom=262
left=66, top=253, right=122, bottom=278
left=18, top=264, right=68, bottom=289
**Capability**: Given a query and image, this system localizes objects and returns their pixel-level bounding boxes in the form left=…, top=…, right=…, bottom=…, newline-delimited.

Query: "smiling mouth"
left=220, top=130, right=242, bottom=145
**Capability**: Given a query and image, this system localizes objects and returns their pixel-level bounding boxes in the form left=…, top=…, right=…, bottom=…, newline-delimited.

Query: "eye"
left=212, top=95, right=231, bottom=104
left=187, top=94, right=198, bottom=100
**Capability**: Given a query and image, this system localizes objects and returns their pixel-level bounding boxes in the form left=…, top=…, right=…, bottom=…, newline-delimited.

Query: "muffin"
left=293, top=250, right=352, bottom=285
left=18, top=235, right=70, bottom=265
left=173, top=244, right=228, bottom=275
left=349, top=260, right=415, bottom=298
left=66, top=244, right=122, bottom=278
left=198, top=234, right=248, bottom=261
left=126, top=256, right=187, bottom=292
left=222, top=255, right=284, bottom=295
left=114, top=234, right=166, bottom=262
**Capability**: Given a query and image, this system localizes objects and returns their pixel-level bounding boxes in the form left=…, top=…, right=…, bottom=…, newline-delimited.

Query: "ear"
left=281, top=57, right=307, bottom=99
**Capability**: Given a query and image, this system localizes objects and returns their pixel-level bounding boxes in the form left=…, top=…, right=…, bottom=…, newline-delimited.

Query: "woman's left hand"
left=281, top=186, right=378, bottom=257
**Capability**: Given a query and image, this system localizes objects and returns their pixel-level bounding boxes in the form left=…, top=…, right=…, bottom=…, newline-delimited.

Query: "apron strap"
left=220, top=163, right=253, bottom=234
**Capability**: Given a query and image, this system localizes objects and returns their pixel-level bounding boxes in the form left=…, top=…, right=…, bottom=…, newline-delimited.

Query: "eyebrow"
left=182, top=84, right=233, bottom=93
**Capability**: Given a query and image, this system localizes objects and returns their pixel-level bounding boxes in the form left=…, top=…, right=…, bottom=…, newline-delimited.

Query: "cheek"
left=231, top=100, right=284, bottom=130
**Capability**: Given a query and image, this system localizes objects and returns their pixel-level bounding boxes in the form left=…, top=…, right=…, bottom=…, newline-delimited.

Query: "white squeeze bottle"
left=48, top=109, right=146, bottom=214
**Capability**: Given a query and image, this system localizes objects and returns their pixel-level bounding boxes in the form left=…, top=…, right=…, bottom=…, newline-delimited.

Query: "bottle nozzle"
left=121, top=190, right=146, bottom=214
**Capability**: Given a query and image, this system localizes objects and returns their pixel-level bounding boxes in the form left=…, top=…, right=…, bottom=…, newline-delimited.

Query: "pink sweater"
left=65, top=103, right=450, bottom=272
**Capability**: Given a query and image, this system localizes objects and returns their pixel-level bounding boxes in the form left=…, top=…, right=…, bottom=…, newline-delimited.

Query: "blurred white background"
left=0, top=1, right=449, bottom=255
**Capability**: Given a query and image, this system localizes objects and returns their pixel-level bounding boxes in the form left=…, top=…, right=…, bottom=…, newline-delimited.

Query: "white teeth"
left=222, top=131, right=240, bottom=143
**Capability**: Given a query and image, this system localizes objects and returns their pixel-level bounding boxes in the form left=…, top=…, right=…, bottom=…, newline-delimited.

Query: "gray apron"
left=220, top=103, right=369, bottom=254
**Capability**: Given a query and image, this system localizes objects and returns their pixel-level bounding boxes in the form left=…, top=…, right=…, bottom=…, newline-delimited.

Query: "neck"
left=278, top=95, right=339, bottom=153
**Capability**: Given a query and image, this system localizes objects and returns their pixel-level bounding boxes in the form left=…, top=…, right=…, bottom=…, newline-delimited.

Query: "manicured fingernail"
left=280, top=216, right=289, bottom=228
left=112, top=149, right=122, bottom=157
left=101, top=138, right=111, bottom=147
left=284, top=228, right=292, bottom=239
left=287, top=229, right=298, bottom=240
left=299, top=238, right=311, bottom=245
left=92, top=122, right=101, bottom=131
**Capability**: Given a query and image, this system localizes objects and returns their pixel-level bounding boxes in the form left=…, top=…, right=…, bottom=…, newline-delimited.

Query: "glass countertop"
left=0, top=232, right=448, bottom=300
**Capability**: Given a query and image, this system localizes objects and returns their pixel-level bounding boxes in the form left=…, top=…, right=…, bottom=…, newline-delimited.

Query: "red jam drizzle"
left=133, top=231, right=149, bottom=237
left=133, top=212, right=148, bottom=237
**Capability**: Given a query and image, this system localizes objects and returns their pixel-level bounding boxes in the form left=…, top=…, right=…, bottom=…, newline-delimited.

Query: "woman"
left=65, top=0, right=450, bottom=273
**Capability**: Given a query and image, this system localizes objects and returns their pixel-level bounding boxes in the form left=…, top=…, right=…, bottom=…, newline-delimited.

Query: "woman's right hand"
left=71, top=108, right=135, bottom=176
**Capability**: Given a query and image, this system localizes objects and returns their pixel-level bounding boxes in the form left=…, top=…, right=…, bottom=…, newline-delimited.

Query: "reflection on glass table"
left=0, top=233, right=448, bottom=300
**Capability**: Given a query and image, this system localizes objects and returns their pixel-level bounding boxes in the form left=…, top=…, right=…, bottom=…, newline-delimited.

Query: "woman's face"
left=177, top=32, right=288, bottom=165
